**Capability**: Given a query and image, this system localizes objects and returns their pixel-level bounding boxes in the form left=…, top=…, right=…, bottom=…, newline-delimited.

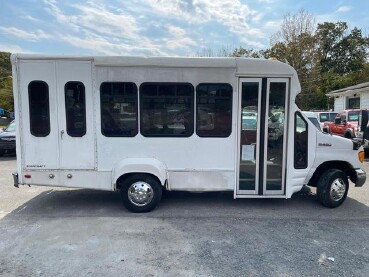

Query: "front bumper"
left=354, top=169, right=366, bottom=187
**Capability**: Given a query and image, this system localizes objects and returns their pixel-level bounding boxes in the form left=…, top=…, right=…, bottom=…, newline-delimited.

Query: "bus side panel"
left=168, top=171, right=234, bottom=191
left=95, top=66, right=237, bottom=191
left=18, top=61, right=60, bottom=170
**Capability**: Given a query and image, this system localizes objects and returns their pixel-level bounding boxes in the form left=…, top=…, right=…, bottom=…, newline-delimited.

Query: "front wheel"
left=120, top=174, right=162, bottom=213
left=317, top=169, right=349, bottom=208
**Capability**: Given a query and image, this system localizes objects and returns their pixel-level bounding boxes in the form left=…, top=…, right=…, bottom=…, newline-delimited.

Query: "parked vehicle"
left=323, top=109, right=361, bottom=138
left=0, top=120, right=16, bottom=156
left=11, top=54, right=366, bottom=212
left=317, top=112, right=338, bottom=129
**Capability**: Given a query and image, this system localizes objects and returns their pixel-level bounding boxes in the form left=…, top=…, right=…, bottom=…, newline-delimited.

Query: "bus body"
left=11, top=54, right=366, bottom=212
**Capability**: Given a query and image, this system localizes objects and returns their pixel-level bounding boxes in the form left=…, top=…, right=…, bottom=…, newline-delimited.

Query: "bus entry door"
left=237, top=78, right=289, bottom=196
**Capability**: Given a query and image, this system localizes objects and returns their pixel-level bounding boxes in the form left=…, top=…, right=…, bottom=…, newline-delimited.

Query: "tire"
left=344, top=132, right=352, bottom=139
left=119, top=174, right=162, bottom=213
left=317, top=169, right=349, bottom=208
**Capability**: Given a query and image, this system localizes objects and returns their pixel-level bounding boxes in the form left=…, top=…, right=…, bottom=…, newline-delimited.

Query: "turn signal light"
left=359, top=151, right=365, bottom=163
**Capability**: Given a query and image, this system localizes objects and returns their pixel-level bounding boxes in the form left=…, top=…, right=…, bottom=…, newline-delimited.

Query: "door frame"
left=236, top=78, right=263, bottom=195
left=235, top=77, right=289, bottom=197
left=262, top=78, right=289, bottom=195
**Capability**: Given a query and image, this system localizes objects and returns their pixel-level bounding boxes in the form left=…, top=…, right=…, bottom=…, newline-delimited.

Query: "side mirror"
left=359, top=110, right=368, bottom=130
left=334, top=118, right=341, bottom=124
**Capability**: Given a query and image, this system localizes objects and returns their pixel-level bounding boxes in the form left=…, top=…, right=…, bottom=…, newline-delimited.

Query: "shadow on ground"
left=3, top=185, right=369, bottom=220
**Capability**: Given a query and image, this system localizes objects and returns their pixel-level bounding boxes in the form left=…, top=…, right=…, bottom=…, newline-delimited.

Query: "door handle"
left=61, top=130, right=65, bottom=138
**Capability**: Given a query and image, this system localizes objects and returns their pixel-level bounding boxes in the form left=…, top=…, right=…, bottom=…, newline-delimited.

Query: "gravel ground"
left=1, top=156, right=369, bottom=276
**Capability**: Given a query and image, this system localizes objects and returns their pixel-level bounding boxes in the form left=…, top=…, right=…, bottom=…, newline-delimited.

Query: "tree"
left=316, top=22, right=369, bottom=74
left=265, top=9, right=321, bottom=110
left=0, top=52, right=13, bottom=112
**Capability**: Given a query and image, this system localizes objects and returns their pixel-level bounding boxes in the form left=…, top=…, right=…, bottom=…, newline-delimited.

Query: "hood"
left=317, top=132, right=353, bottom=150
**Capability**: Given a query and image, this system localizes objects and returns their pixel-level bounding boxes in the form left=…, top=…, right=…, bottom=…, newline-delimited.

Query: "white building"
left=326, top=82, right=369, bottom=111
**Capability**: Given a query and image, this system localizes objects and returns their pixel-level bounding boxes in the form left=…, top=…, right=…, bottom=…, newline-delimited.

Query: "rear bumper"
left=354, top=169, right=366, bottom=187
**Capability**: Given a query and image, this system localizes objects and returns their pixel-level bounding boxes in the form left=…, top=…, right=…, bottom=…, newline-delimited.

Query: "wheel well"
left=307, top=161, right=355, bottom=187
left=344, top=130, right=353, bottom=138
left=115, top=172, right=163, bottom=190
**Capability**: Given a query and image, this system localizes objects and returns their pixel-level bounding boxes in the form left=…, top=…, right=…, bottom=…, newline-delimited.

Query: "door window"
left=65, top=82, right=86, bottom=137
left=294, top=112, right=308, bottom=169
left=28, top=81, right=50, bottom=137
left=196, top=83, right=232, bottom=137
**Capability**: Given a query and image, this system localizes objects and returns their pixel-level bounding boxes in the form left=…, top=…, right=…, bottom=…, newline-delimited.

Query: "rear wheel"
left=344, top=132, right=352, bottom=138
left=119, top=174, right=162, bottom=213
left=317, top=169, right=349, bottom=208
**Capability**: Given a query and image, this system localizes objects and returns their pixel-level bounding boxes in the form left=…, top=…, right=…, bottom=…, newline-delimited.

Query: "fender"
left=112, top=158, right=168, bottom=188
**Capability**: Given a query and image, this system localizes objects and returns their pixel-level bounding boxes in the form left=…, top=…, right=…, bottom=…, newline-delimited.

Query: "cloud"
left=336, top=6, right=352, bottom=13
left=144, top=0, right=265, bottom=43
left=21, top=15, right=41, bottom=22
left=43, top=0, right=168, bottom=55
left=0, top=27, right=51, bottom=41
left=165, top=25, right=197, bottom=50
left=0, top=43, right=25, bottom=53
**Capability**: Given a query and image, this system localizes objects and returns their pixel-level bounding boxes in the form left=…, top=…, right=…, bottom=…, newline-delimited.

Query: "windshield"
left=4, top=121, right=15, bottom=132
left=319, top=112, right=337, bottom=122
left=308, top=117, right=321, bottom=130
left=348, top=111, right=359, bottom=121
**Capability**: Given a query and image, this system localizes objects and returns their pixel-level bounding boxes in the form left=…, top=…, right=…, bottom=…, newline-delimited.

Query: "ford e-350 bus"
left=10, top=54, right=366, bottom=212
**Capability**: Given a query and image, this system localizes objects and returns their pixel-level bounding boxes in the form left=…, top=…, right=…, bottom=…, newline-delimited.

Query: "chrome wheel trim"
left=330, top=178, right=346, bottom=202
left=128, top=181, right=154, bottom=207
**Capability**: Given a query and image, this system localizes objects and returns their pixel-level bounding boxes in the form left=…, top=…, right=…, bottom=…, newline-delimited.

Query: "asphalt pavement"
left=1, top=156, right=369, bottom=276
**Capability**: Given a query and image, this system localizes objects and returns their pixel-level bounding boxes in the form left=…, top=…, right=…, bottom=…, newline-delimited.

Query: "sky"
left=0, top=0, right=368, bottom=56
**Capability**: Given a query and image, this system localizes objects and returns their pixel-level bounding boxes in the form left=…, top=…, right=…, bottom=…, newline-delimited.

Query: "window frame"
left=294, top=111, right=308, bottom=169
left=28, top=80, right=51, bottom=137
left=100, top=82, right=139, bottom=138
left=139, top=82, right=195, bottom=138
left=65, top=81, right=87, bottom=137
left=196, top=83, right=233, bottom=138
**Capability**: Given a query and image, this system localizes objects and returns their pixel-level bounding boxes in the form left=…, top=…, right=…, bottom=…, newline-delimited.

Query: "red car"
left=323, top=109, right=362, bottom=138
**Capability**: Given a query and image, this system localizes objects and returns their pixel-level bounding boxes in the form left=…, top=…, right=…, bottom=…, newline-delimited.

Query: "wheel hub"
left=128, top=181, right=153, bottom=206
left=330, top=178, right=346, bottom=201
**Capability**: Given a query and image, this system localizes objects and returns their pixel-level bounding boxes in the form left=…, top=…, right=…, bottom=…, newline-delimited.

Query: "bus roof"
left=11, top=54, right=297, bottom=77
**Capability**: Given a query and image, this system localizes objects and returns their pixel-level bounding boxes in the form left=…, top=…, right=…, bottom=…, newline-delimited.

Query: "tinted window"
left=295, top=112, right=308, bottom=169
left=28, top=81, right=50, bottom=137
left=100, top=82, right=138, bottom=137
left=329, top=113, right=338, bottom=121
left=348, top=111, right=359, bottom=121
left=348, top=97, right=360, bottom=109
left=140, top=83, right=194, bottom=137
left=319, top=113, right=329, bottom=122
left=196, top=83, right=232, bottom=137
left=65, top=82, right=86, bottom=137
left=307, top=117, right=321, bottom=130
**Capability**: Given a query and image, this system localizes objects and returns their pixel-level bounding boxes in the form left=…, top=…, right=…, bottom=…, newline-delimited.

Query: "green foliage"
left=316, top=22, right=369, bottom=74
left=0, top=52, right=13, bottom=112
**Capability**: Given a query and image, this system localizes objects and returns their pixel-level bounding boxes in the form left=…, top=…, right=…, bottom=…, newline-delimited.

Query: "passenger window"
left=100, top=82, right=138, bottom=137
left=65, top=82, right=86, bottom=137
left=140, top=83, right=194, bottom=137
left=196, top=83, right=232, bottom=137
left=294, top=112, right=308, bottom=169
left=28, top=81, right=50, bottom=137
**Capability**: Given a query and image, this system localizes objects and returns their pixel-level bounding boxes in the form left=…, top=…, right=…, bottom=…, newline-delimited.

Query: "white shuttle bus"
left=11, top=54, right=366, bottom=212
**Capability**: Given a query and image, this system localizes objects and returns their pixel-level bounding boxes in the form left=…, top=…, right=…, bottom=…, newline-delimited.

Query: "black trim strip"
left=258, top=78, right=267, bottom=195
